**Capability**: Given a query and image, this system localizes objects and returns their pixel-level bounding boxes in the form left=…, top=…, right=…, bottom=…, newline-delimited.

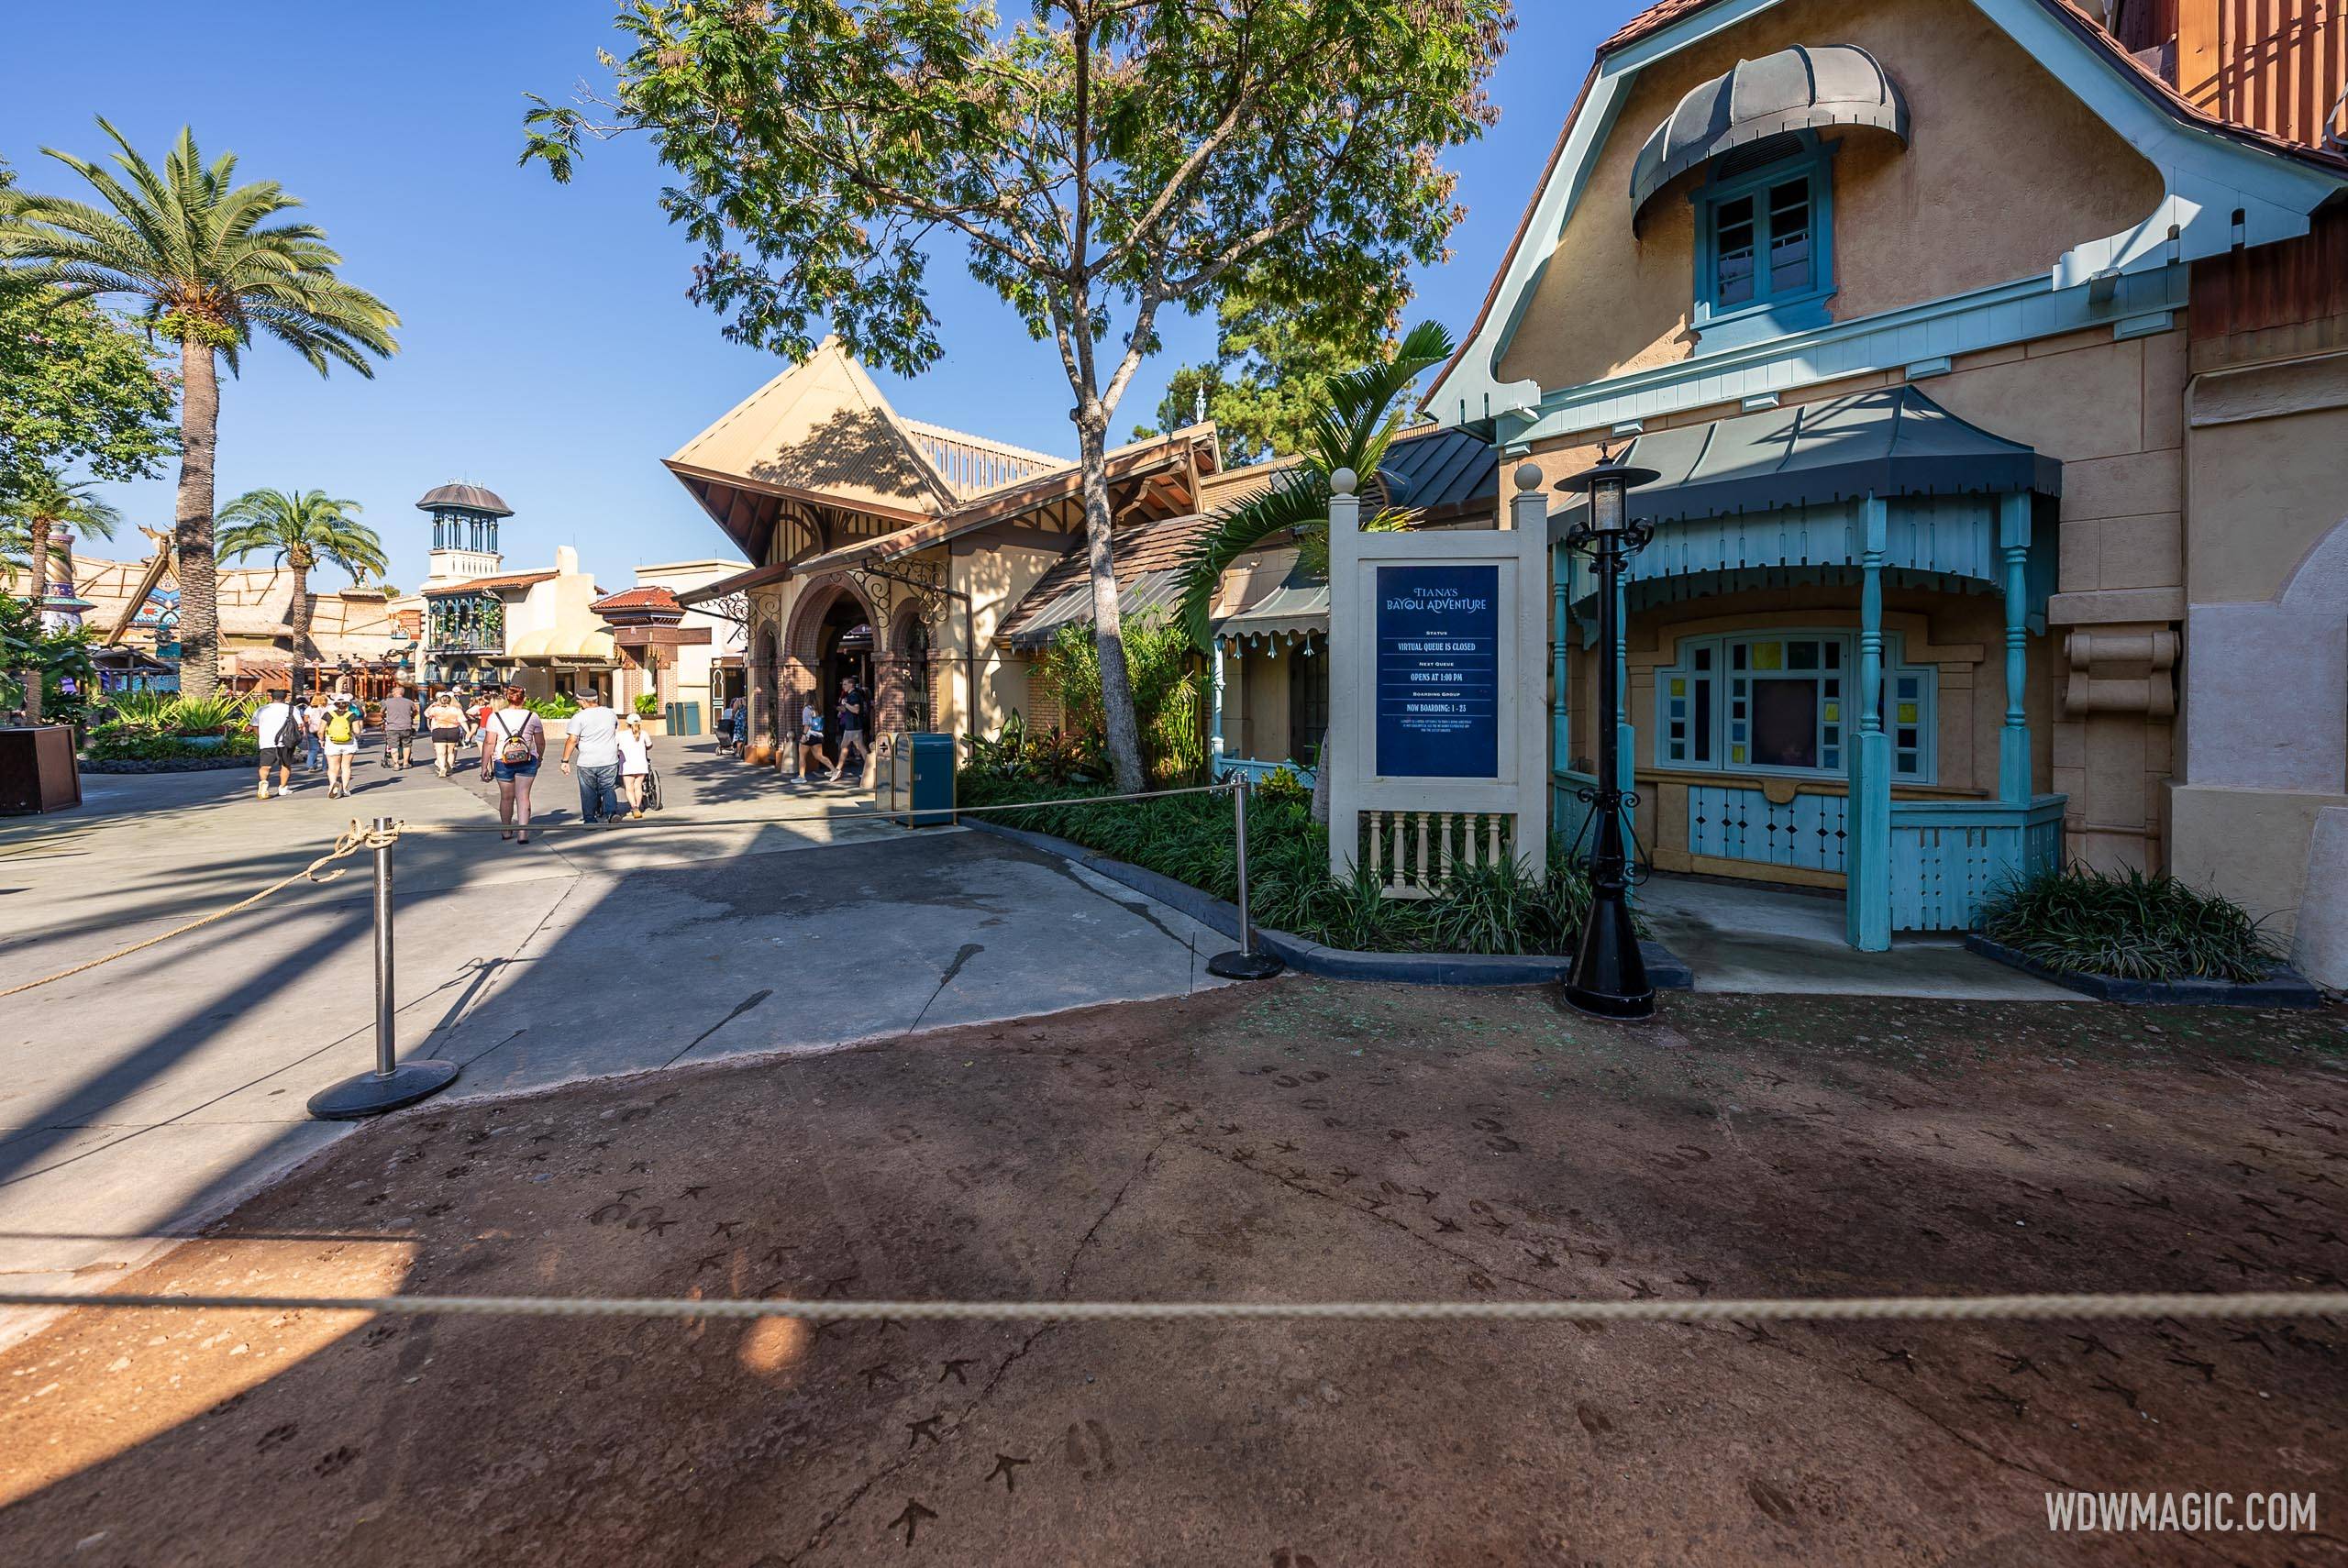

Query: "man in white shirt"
left=251, top=695, right=301, bottom=799
left=559, top=689, right=625, bottom=824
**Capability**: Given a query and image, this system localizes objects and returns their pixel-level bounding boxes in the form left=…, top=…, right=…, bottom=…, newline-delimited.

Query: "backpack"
left=495, top=712, right=534, bottom=766
left=275, top=707, right=305, bottom=749
left=327, top=709, right=355, bottom=745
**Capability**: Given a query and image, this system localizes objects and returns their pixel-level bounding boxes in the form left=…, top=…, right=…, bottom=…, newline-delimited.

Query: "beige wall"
left=1497, top=0, right=2165, bottom=391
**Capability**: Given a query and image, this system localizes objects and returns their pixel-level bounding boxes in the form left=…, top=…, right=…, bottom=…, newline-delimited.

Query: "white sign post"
left=1328, top=463, right=1550, bottom=894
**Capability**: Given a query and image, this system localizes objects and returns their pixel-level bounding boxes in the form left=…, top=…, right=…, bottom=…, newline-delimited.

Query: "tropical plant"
left=1, top=122, right=399, bottom=698
left=215, top=487, right=385, bottom=688
left=1, top=466, right=121, bottom=721
left=1172, top=319, right=1456, bottom=653
left=634, top=691, right=661, bottom=718
left=1979, top=864, right=2279, bottom=983
left=524, top=0, right=1509, bottom=793
left=528, top=692, right=581, bottom=720
left=0, top=588, right=94, bottom=721
left=1032, top=613, right=1205, bottom=785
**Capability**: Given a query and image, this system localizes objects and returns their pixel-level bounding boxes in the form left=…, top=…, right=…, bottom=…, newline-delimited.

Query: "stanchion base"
left=1208, top=949, right=1286, bottom=980
left=307, top=1059, right=460, bottom=1121
left=1561, top=983, right=1656, bottom=1021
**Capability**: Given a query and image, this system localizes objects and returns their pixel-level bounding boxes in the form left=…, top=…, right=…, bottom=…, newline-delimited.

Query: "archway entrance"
left=815, top=598, right=873, bottom=735
left=751, top=624, right=780, bottom=750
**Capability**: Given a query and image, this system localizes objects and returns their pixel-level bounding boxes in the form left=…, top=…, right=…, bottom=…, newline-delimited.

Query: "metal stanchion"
left=308, top=816, right=460, bottom=1121
left=1207, top=781, right=1284, bottom=980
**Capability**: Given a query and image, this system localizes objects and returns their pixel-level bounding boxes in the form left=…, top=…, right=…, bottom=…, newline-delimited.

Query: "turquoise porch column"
left=1550, top=540, right=1571, bottom=778
left=1997, top=492, right=2033, bottom=805
left=1210, top=638, right=1227, bottom=776
left=1845, top=493, right=1893, bottom=952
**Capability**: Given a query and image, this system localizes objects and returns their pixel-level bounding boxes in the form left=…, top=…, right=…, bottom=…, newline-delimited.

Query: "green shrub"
left=1979, top=864, right=2279, bottom=983
left=960, top=774, right=1611, bottom=957
left=528, top=693, right=581, bottom=720
left=83, top=725, right=258, bottom=762
left=634, top=693, right=661, bottom=718
left=1031, top=613, right=1205, bottom=785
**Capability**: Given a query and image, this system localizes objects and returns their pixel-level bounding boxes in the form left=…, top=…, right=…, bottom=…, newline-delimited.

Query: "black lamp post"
left=1556, top=449, right=1660, bottom=1021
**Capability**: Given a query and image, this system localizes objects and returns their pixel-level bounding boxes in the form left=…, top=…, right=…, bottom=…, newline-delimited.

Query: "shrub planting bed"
left=1971, top=864, right=2320, bottom=1006
left=958, top=771, right=1631, bottom=961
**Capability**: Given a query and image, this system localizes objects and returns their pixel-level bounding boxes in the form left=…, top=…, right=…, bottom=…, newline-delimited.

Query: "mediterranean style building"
left=1424, top=0, right=2347, bottom=973
left=665, top=337, right=1219, bottom=754
left=414, top=483, right=618, bottom=701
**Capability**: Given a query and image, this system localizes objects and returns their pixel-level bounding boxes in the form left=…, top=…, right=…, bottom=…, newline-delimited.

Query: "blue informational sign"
left=1375, top=564, right=1501, bottom=778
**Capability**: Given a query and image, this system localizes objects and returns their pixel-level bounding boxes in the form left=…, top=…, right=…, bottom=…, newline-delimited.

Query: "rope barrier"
left=387, top=782, right=1238, bottom=834
left=0, top=821, right=393, bottom=1001
left=0, top=784, right=1237, bottom=996
left=2, top=1289, right=2342, bottom=1325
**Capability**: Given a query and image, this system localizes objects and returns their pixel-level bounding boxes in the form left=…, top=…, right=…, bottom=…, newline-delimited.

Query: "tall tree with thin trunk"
left=0, top=122, right=398, bottom=698
left=216, top=487, right=386, bottom=693
left=523, top=0, right=1508, bottom=792
left=2, top=467, right=121, bottom=723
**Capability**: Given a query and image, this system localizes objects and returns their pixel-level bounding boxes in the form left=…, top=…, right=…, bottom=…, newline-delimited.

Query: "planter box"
left=636, top=714, right=669, bottom=737
left=81, top=752, right=260, bottom=774
left=0, top=725, right=82, bottom=813
left=1964, top=933, right=2324, bottom=1008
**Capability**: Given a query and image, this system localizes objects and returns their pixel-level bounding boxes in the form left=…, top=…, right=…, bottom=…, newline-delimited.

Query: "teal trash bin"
left=881, top=731, right=956, bottom=827
left=665, top=700, right=701, bottom=737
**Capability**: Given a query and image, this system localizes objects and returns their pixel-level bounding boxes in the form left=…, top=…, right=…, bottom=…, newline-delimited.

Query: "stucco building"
left=414, top=483, right=616, bottom=701
left=666, top=337, right=1218, bottom=753
left=1423, top=0, right=2347, bottom=972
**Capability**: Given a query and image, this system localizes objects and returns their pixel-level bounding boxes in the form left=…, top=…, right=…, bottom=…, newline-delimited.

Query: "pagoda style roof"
left=415, top=483, right=514, bottom=517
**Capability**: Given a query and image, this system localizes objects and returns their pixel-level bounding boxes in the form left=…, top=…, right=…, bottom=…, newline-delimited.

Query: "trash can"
left=663, top=700, right=703, bottom=737
left=880, top=731, right=956, bottom=827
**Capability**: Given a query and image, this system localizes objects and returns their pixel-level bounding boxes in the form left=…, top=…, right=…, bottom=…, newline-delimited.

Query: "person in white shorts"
left=319, top=692, right=363, bottom=799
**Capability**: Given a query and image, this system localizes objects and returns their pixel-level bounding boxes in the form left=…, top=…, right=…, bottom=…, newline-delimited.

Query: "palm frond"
left=1170, top=321, right=1456, bottom=650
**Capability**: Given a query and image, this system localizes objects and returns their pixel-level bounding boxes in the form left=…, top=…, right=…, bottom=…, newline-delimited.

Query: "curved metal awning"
left=1213, top=548, right=1329, bottom=643
left=1631, top=44, right=1910, bottom=222
left=1552, top=387, right=2058, bottom=623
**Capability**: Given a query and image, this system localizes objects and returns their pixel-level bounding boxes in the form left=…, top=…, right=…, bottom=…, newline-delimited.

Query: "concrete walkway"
left=0, top=737, right=1224, bottom=1335
left=1636, top=871, right=2076, bottom=998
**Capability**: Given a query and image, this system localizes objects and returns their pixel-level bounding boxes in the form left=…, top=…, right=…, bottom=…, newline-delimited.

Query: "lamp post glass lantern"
left=1556, top=451, right=1659, bottom=1021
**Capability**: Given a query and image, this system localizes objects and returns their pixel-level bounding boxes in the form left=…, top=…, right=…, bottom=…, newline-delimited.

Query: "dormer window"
left=1693, top=131, right=1835, bottom=341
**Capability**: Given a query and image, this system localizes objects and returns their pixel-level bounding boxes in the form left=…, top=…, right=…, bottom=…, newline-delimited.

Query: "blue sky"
left=2, top=2, right=1612, bottom=591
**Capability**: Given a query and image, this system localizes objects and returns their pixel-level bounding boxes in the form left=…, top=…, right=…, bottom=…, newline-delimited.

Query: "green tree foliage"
left=216, top=486, right=387, bottom=685
left=523, top=0, right=1509, bottom=791
left=0, top=159, right=175, bottom=512
left=1131, top=278, right=1386, bottom=465
left=0, top=124, right=399, bottom=698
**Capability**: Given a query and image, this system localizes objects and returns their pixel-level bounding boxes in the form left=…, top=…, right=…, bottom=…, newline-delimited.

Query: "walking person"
left=479, top=688, right=544, bottom=844
left=560, top=687, right=624, bottom=825
left=379, top=682, right=418, bottom=773
left=251, top=692, right=302, bottom=799
left=795, top=699, right=830, bottom=779
left=425, top=688, right=467, bottom=777
left=319, top=691, right=362, bottom=799
left=617, top=711, right=653, bottom=820
left=829, top=674, right=872, bottom=783
left=299, top=694, right=326, bottom=773
left=714, top=691, right=736, bottom=755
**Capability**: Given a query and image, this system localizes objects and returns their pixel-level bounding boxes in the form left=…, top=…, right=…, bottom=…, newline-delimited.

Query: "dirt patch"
left=4, top=985, right=2344, bottom=1565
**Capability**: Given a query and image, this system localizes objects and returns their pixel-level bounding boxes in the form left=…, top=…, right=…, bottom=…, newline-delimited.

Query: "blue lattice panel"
left=1888, top=796, right=2068, bottom=931
left=1686, top=784, right=1849, bottom=872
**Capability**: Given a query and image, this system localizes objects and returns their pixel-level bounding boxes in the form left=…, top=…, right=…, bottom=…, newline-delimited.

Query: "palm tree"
left=1172, top=321, right=1456, bottom=651
left=1169, top=322, right=1454, bottom=820
left=2, top=467, right=122, bottom=722
left=215, top=487, right=386, bottom=692
left=0, top=121, right=397, bottom=698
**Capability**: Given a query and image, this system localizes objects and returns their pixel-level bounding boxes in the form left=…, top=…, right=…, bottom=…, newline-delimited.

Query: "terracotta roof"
left=1600, top=0, right=1715, bottom=54
left=590, top=586, right=684, bottom=614
left=421, top=569, right=558, bottom=597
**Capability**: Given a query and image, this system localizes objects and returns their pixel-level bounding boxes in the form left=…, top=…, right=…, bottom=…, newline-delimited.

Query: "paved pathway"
left=0, top=736, right=1224, bottom=1337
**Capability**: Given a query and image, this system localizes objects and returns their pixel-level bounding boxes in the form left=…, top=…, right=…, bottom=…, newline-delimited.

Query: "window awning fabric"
left=1552, top=387, right=2061, bottom=536
left=1212, top=547, right=1330, bottom=642
left=1630, top=44, right=1910, bottom=220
